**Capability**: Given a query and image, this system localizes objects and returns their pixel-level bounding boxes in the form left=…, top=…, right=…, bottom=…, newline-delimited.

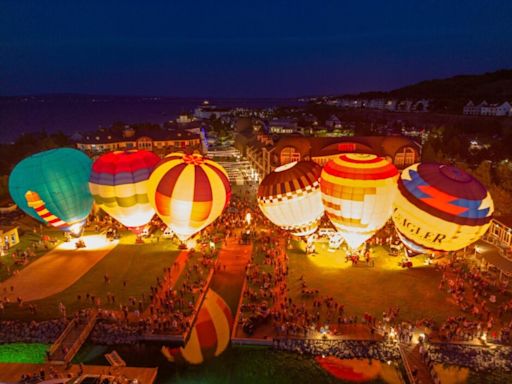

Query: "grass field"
left=0, top=343, right=49, bottom=363
left=287, top=240, right=462, bottom=324
left=1, top=232, right=181, bottom=321
left=0, top=228, right=65, bottom=282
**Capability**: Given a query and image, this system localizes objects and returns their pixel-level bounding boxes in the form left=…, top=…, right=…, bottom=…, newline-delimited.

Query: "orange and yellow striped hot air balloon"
left=320, top=153, right=399, bottom=249
left=147, top=152, right=231, bottom=241
left=161, top=289, right=232, bottom=364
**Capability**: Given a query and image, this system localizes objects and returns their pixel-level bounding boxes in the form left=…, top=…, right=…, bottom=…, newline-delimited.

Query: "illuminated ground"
left=1, top=232, right=181, bottom=321
left=0, top=343, right=49, bottom=363
left=0, top=235, right=117, bottom=301
left=287, top=240, right=462, bottom=324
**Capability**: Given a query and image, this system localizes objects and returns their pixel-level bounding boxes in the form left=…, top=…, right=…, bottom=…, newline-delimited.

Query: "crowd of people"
left=0, top=319, right=67, bottom=343
left=426, top=343, right=512, bottom=372
left=274, top=338, right=401, bottom=362
left=436, top=259, right=512, bottom=344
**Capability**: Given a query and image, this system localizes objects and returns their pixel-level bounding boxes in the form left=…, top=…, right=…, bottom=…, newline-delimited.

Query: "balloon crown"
left=183, top=153, right=204, bottom=165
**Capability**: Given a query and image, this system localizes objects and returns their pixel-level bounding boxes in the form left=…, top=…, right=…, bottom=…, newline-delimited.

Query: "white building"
left=481, top=102, right=512, bottom=116
left=464, top=100, right=512, bottom=116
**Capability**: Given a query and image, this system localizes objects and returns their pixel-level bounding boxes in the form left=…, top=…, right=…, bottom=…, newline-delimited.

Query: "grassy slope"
left=1, top=234, right=181, bottom=321
left=287, top=241, right=461, bottom=324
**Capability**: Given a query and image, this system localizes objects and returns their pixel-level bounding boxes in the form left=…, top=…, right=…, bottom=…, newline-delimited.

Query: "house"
left=481, top=102, right=512, bottom=116
left=368, top=99, right=386, bottom=110
left=384, top=99, right=398, bottom=111
left=325, top=115, right=342, bottom=129
left=0, top=226, right=19, bottom=250
left=397, top=100, right=413, bottom=112
left=412, top=99, right=429, bottom=112
left=463, top=100, right=486, bottom=115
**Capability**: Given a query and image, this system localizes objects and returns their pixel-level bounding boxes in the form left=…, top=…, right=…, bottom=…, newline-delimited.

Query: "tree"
left=421, top=141, right=438, bottom=162
left=473, top=160, right=493, bottom=187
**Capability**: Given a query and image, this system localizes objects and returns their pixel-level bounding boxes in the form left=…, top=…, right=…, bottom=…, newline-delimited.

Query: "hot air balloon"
left=9, top=148, right=93, bottom=236
left=89, top=150, right=161, bottom=234
left=257, top=161, right=324, bottom=237
left=320, top=153, right=399, bottom=249
left=392, top=163, right=494, bottom=253
left=161, top=289, right=232, bottom=364
left=147, top=152, right=231, bottom=241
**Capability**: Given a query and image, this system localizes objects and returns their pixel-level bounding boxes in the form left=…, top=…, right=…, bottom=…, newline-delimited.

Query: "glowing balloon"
left=320, top=154, right=399, bottom=249
left=89, top=150, right=160, bottom=233
left=257, top=161, right=324, bottom=236
left=9, top=148, right=93, bottom=235
left=147, top=153, right=231, bottom=241
left=392, top=163, right=494, bottom=252
left=161, top=289, right=232, bottom=364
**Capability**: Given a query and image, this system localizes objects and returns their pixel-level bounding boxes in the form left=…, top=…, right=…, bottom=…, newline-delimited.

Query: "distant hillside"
left=343, top=69, right=512, bottom=112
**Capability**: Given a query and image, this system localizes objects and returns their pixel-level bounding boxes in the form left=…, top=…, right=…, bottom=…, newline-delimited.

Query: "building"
left=477, top=217, right=512, bottom=282
left=480, top=102, right=512, bottom=116
left=237, top=132, right=421, bottom=179
left=268, top=118, right=299, bottom=134
left=0, top=226, right=19, bottom=250
left=463, top=100, right=512, bottom=116
left=193, top=101, right=231, bottom=120
left=325, top=115, right=342, bottom=129
left=75, top=127, right=202, bottom=156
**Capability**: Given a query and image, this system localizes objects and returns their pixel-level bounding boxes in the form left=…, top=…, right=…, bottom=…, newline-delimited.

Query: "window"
left=280, top=147, right=301, bottom=165
left=394, top=147, right=416, bottom=168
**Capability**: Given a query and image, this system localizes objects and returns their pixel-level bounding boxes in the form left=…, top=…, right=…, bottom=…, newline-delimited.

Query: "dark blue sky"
left=1, top=0, right=511, bottom=97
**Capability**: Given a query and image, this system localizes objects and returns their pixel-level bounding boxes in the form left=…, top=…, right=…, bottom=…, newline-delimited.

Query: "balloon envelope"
left=392, top=163, right=494, bottom=252
left=161, top=289, right=232, bottom=364
left=147, top=153, right=231, bottom=241
left=9, top=148, right=93, bottom=234
left=320, top=153, right=399, bottom=249
left=89, top=150, right=160, bottom=232
left=257, top=161, right=324, bottom=236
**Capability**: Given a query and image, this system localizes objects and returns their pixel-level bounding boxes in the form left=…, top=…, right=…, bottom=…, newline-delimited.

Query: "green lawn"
left=0, top=343, right=49, bottom=363
left=1, top=233, right=181, bottom=321
left=0, top=227, right=66, bottom=282
left=287, top=240, right=462, bottom=324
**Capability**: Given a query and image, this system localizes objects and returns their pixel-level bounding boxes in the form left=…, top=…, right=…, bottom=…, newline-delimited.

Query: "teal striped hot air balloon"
left=8, top=148, right=93, bottom=235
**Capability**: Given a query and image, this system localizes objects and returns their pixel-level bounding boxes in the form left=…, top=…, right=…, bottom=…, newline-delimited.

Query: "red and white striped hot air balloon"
left=257, top=161, right=324, bottom=237
left=147, top=153, right=231, bottom=241
left=161, top=289, right=232, bottom=364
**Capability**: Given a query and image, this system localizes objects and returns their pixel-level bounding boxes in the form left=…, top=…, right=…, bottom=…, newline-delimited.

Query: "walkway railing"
left=63, top=310, right=98, bottom=363
left=48, top=319, right=76, bottom=357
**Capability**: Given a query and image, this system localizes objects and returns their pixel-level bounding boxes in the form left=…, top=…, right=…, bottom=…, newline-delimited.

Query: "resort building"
left=236, top=132, right=421, bottom=179
left=75, top=127, right=202, bottom=156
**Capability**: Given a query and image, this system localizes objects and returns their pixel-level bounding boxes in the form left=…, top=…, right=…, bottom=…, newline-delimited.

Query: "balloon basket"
left=178, top=243, right=188, bottom=250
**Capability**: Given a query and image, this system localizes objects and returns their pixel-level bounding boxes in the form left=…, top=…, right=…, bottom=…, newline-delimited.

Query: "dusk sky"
left=1, top=0, right=512, bottom=98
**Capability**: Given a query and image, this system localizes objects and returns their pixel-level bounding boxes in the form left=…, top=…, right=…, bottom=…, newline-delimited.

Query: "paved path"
left=207, top=237, right=252, bottom=321
left=0, top=235, right=117, bottom=302
left=143, top=249, right=191, bottom=317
